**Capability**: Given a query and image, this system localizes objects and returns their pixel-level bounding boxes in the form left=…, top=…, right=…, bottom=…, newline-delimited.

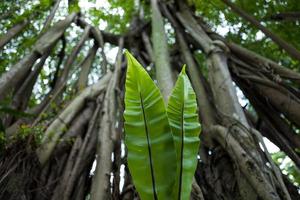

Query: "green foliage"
left=0, top=106, right=35, bottom=118
left=192, top=0, right=300, bottom=69
left=0, top=101, right=43, bottom=146
left=86, top=0, right=136, bottom=33
left=0, top=0, right=53, bottom=77
left=0, top=121, right=5, bottom=150
left=167, top=66, right=201, bottom=200
left=124, top=51, right=200, bottom=199
left=15, top=124, right=45, bottom=145
left=0, top=105, right=36, bottom=147
left=193, top=50, right=208, bottom=78
left=3, top=0, right=51, bottom=26
left=272, top=151, right=300, bottom=186
left=68, top=0, right=80, bottom=13
left=124, top=51, right=177, bottom=199
left=0, top=123, right=45, bottom=149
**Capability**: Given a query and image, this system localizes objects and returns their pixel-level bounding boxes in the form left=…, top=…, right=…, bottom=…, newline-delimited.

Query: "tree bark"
left=12, top=53, right=50, bottom=111
left=53, top=24, right=90, bottom=90
left=77, top=44, right=98, bottom=91
left=0, top=19, right=29, bottom=50
left=2, top=51, right=51, bottom=128
left=42, top=0, right=62, bottom=31
left=151, top=0, right=175, bottom=101
left=0, top=52, right=39, bottom=101
left=90, top=38, right=124, bottom=200
left=0, top=13, right=77, bottom=100
left=76, top=18, right=108, bottom=73
left=160, top=4, right=216, bottom=129
left=37, top=73, right=111, bottom=165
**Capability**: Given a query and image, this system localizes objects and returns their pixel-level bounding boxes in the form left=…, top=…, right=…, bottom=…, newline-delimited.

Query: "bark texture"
left=151, top=0, right=174, bottom=100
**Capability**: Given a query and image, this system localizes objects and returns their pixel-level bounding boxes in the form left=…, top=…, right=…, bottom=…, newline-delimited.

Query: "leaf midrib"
left=178, top=100, right=185, bottom=200
left=139, top=92, right=158, bottom=200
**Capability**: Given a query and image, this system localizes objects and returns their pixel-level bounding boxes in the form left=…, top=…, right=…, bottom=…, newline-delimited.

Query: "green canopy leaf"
left=167, top=66, right=201, bottom=200
left=0, top=106, right=35, bottom=118
left=124, top=51, right=177, bottom=200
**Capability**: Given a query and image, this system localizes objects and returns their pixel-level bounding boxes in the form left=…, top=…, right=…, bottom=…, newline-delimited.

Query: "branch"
left=0, top=13, right=77, bottom=100
left=76, top=17, right=108, bottom=72
left=160, top=3, right=216, bottom=128
left=54, top=24, right=90, bottom=89
left=76, top=17, right=148, bottom=49
left=266, top=12, right=300, bottom=21
left=90, top=38, right=124, bottom=200
left=0, top=19, right=29, bottom=50
left=77, top=43, right=98, bottom=91
left=191, top=14, right=300, bottom=84
left=62, top=97, right=102, bottom=200
left=228, top=43, right=300, bottom=83
left=50, top=36, right=66, bottom=89
left=176, top=1, right=249, bottom=126
left=234, top=76, right=300, bottom=168
left=42, top=0, right=62, bottom=31
left=221, top=0, right=300, bottom=61
left=11, top=50, right=51, bottom=113
left=36, top=73, right=111, bottom=165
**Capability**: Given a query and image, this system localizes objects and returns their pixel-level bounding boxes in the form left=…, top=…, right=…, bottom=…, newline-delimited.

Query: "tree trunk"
left=91, top=38, right=124, bottom=200
left=151, top=0, right=174, bottom=101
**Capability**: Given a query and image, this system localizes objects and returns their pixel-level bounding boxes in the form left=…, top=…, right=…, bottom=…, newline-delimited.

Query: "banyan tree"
left=0, top=0, right=299, bottom=199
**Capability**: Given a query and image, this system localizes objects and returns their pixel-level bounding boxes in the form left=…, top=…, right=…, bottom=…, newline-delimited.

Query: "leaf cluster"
left=124, top=51, right=201, bottom=199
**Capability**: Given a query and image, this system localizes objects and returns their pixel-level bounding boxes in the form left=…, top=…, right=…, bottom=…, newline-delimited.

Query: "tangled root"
left=0, top=139, right=41, bottom=200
